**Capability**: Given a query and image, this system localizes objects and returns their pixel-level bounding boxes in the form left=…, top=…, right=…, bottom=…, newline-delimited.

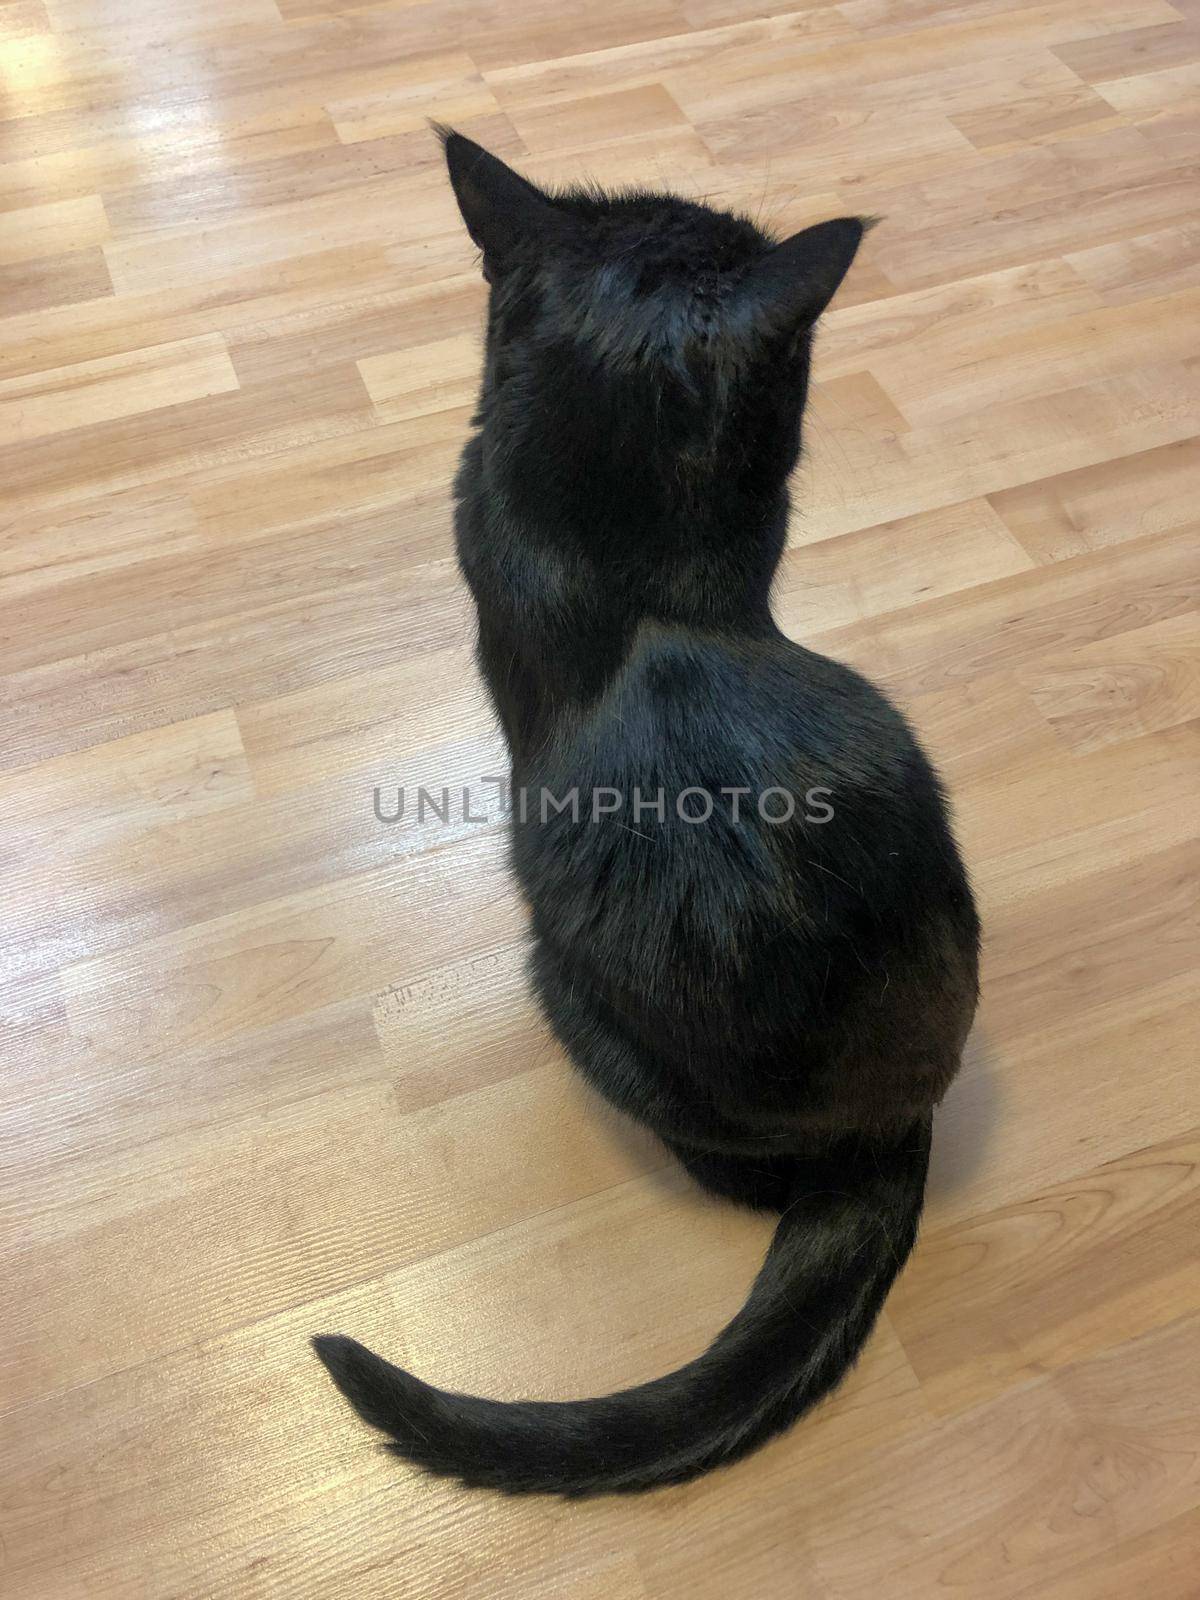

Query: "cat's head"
left=439, top=129, right=867, bottom=529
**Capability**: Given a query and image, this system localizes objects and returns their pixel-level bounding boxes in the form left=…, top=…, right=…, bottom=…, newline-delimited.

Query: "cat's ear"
left=438, top=127, right=562, bottom=270
left=737, top=218, right=871, bottom=335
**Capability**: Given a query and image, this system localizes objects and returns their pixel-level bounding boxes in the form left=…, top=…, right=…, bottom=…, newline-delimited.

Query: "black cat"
left=313, top=131, right=980, bottom=1496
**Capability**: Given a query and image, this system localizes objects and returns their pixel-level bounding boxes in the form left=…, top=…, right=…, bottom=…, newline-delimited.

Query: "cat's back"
left=510, top=618, right=975, bottom=1063
left=513, top=619, right=962, bottom=943
left=556, top=619, right=929, bottom=805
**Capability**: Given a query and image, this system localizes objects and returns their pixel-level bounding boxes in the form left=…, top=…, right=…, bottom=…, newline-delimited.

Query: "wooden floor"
left=2, top=0, right=1199, bottom=1595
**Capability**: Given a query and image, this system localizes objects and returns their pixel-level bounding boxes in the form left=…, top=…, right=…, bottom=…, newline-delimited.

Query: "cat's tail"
left=311, top=1119, right=930, bottom=1497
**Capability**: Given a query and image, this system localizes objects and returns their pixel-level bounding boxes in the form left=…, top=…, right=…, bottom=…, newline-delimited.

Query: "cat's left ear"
left=439, top=127, right=565, bottom=271
left=736, top=217, right=871, bottom=335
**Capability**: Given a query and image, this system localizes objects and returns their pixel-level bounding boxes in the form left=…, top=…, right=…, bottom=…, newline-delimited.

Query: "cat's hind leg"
left=529, top=940, right=789, bottom=1214
left=663, top=1139, right=792, bottom=1213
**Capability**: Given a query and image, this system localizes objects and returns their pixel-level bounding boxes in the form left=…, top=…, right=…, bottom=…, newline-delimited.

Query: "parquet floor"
left=2, top=0, right=1198, bottom=1595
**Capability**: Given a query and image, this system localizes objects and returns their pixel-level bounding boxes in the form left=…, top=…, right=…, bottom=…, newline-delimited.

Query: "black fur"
left=313, top=132, right=980, bottom=1497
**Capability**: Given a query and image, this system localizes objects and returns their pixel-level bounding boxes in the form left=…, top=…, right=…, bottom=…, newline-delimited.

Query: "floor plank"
left=1, top=0, right=1197, bottom=1595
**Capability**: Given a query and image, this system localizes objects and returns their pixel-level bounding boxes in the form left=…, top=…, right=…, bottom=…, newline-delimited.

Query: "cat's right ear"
left=438, top=127, right=562, bottom=272
left=736, top=217, right=872, bottom=336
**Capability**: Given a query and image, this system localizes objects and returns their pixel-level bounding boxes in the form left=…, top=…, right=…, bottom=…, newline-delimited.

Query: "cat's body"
left=314, top=133, right=980, bottom=1496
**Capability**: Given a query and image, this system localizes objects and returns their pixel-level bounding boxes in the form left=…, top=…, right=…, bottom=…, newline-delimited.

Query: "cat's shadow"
left=567, top=1071, right=684, bottom=1202
left=925, top=1021, right=1000, bottom=1203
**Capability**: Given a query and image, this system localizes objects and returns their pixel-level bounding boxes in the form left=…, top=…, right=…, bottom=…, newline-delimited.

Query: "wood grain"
left=0, top=0, right=1197, bottom=1596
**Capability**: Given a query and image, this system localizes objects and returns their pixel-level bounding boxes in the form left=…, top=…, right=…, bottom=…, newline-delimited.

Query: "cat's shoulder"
left=571, top=618, right=921, bottom=786
left=611, top=619, right=879, bottom=721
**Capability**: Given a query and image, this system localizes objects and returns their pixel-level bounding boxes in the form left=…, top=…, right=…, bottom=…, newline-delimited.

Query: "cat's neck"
left=459, top=442, right=791, bottom=756
left=488, top=476, right=790, bottom=637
